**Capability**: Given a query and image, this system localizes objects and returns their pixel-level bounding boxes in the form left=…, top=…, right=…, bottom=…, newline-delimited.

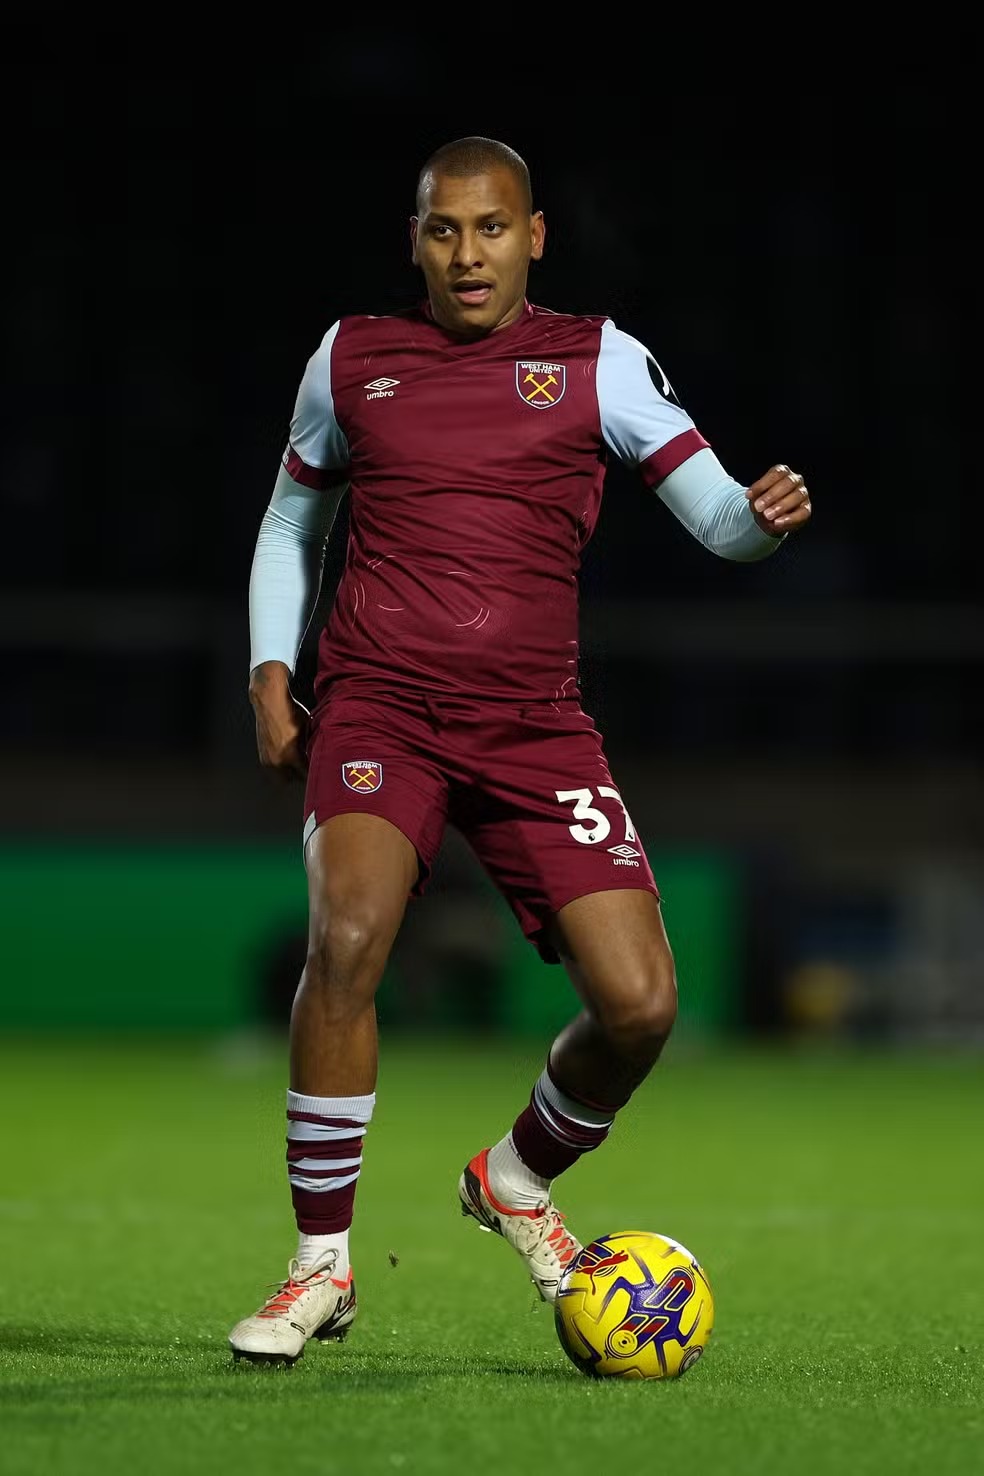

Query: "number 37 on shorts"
left=555, top=785, right=642, bottom=862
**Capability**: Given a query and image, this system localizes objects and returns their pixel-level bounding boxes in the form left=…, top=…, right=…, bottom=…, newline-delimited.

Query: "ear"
left=409, top=216, right=419, bottom=265
left=530, top=211, right=545, bottom=262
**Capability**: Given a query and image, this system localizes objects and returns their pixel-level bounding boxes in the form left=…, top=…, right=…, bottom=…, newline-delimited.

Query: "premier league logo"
left=342, top=761, right=383, bottom=793
left=516, top=360, right=566, bottom=409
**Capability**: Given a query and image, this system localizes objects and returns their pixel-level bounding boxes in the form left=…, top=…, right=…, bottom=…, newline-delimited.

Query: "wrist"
left=752, top=514, right=787, bottom=541
left=248, top=660, right=293, bottom=705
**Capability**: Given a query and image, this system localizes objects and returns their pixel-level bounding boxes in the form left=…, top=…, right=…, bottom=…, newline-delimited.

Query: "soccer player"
left=230, top=136, right=812, bottom=1363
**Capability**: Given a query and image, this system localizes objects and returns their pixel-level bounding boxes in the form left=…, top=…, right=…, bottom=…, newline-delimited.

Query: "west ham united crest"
left=342, top=760, right=383, bottom=793
left=516, top=360, right=566, bottom=409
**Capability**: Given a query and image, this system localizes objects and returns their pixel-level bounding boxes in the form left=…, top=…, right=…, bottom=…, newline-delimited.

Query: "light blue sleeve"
left=286, top=320, right=351, bottom=482
left=658, top=449, right=784, bottom=561
left=597, top=319, right=782, bottom=561
left=248, top=465, right=348, bottom=675
left=596, top=319, right=698, bottom=464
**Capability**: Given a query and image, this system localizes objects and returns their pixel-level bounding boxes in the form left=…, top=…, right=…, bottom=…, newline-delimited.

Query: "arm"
left=654, top=447, right=782, bottom=560
left=247, top=465, right=348, bottom=778
left=248, top=321, right=350, bottom=778
left=248, top=464, right=347, bottom=676
left=596, top=320, right=810, bottom=558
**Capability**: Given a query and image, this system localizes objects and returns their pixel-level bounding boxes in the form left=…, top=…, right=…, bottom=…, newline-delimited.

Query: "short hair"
left=415, top=136, right=533, bottom=215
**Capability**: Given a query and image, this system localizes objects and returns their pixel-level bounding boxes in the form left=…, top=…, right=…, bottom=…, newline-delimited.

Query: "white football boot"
left=228, top=1250, right=357, bottom=1365
left=458, top=1147, right=582, bottom=1304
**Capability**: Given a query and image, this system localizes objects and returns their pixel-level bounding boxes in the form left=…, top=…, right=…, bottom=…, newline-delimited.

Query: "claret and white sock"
left=286, top=1089, right=375, bottom=1273
left=486, top=1059, right=617, bottom=1209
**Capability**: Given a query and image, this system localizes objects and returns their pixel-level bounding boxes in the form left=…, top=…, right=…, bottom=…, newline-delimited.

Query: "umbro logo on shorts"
left=608, top=843, right=640, bottom=866
left=342, top=761, right=383, bottom=792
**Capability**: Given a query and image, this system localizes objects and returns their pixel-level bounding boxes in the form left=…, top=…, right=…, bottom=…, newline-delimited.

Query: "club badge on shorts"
left=342, top=760, right=383, bottom=793
left=516, top=360, right=566, bottom=409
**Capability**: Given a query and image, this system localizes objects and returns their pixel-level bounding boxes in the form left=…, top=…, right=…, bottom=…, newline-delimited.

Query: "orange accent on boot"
left=257, top=1263, right=351, bottom=1318
left=547, top=1225, right=579, bottom=1266
left=258, top=1278, right=309, bottom=1318
left=469, top=1147, right=565, bottom=1223
left=469, top=1149, right=548, bottom=1218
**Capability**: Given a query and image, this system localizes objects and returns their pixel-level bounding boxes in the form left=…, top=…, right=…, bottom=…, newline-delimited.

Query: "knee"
left=305, top=902, right=391, bottom=988
left=601, top=956, right=678, bottom=1054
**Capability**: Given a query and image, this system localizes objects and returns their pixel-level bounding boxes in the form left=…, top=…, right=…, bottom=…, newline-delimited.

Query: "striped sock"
left=286, top=1090, right=375, bottom=1251
left=504, top=1060, right=616, bottom=1194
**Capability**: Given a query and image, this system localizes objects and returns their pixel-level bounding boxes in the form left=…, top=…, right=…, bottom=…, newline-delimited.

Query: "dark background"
left=2, top=25, right=980, bottom=1041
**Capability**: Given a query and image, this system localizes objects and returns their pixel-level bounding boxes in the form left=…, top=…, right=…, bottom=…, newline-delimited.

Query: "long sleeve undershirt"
left=657, top=446, right=784, bottom=562
left=248, top=465, right=346, bottom=674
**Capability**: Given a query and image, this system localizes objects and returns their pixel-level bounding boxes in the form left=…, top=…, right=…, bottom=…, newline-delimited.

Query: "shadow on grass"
left=220, top=1351, right=579, bottom=1387
left=0, top=1328, right=179, bottom=1356
left=0, top=1331, right=580, bottom=1394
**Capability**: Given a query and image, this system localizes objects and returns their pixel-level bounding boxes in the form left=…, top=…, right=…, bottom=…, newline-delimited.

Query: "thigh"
left=544, top=888, right=674, bottom=1005
left=304, top=690, right=450, bottom=896
left=304, top=812, right=421, bottom=930
left=455, top=703, right=660, bottom=961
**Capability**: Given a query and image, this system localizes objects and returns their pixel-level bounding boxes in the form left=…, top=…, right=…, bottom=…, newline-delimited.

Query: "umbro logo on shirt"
left=365, top=377, right=400, bottom=400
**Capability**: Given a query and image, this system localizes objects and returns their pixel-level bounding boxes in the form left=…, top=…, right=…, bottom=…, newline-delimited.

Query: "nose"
left=453, top=230, right=484, bottom=269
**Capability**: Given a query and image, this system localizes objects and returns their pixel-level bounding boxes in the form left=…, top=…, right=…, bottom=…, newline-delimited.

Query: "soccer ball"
left=554, top=1230, right=714, bottom=1380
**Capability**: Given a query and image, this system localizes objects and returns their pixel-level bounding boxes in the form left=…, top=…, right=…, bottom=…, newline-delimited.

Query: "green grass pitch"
left=1, top=1035, right=981, bottom=1475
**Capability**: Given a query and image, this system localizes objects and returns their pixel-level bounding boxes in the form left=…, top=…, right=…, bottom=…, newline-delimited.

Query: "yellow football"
left=554, top=1230, right=714, bottom=1380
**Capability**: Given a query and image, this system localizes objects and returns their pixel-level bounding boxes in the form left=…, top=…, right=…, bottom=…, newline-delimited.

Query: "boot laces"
left=517, top=1202, right=580, bottom=1269
left=257, top=1250, right=339, bottom=1319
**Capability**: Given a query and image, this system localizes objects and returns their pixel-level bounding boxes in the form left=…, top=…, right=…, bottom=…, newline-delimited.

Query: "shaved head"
left=416, top=136, right=532, bottom=216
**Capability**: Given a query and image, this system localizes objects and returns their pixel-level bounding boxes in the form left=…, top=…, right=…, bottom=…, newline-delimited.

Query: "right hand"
left=248, top=662, right=310, bottom=782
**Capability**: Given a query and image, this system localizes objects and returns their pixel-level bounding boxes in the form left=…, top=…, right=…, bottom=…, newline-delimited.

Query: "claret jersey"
left=284, top=299, right=710, bottom=705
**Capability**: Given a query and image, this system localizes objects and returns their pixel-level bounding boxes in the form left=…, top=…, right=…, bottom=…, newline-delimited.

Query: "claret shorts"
left=302, top=684, right=659, bottom=963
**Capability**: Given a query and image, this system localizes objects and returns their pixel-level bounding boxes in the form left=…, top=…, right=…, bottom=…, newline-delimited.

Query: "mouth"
left=451, top=280, right=493, bottom=307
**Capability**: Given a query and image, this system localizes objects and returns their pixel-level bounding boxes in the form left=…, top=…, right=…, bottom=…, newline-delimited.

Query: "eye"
left=483, top=222, right=504, bottom=234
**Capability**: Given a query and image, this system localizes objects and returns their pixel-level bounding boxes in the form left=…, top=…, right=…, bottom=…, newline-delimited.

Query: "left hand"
left=746, top=465, right=812, bottom=536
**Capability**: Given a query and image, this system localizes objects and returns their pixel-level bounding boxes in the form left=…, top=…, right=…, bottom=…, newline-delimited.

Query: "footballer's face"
left=410, top=166, right=544, bottom=338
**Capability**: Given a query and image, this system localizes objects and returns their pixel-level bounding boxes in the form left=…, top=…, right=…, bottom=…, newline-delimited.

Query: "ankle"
left=296, top=1229, right=350, bottom=1274
left=486, top=1136, right=552, bottom=1210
